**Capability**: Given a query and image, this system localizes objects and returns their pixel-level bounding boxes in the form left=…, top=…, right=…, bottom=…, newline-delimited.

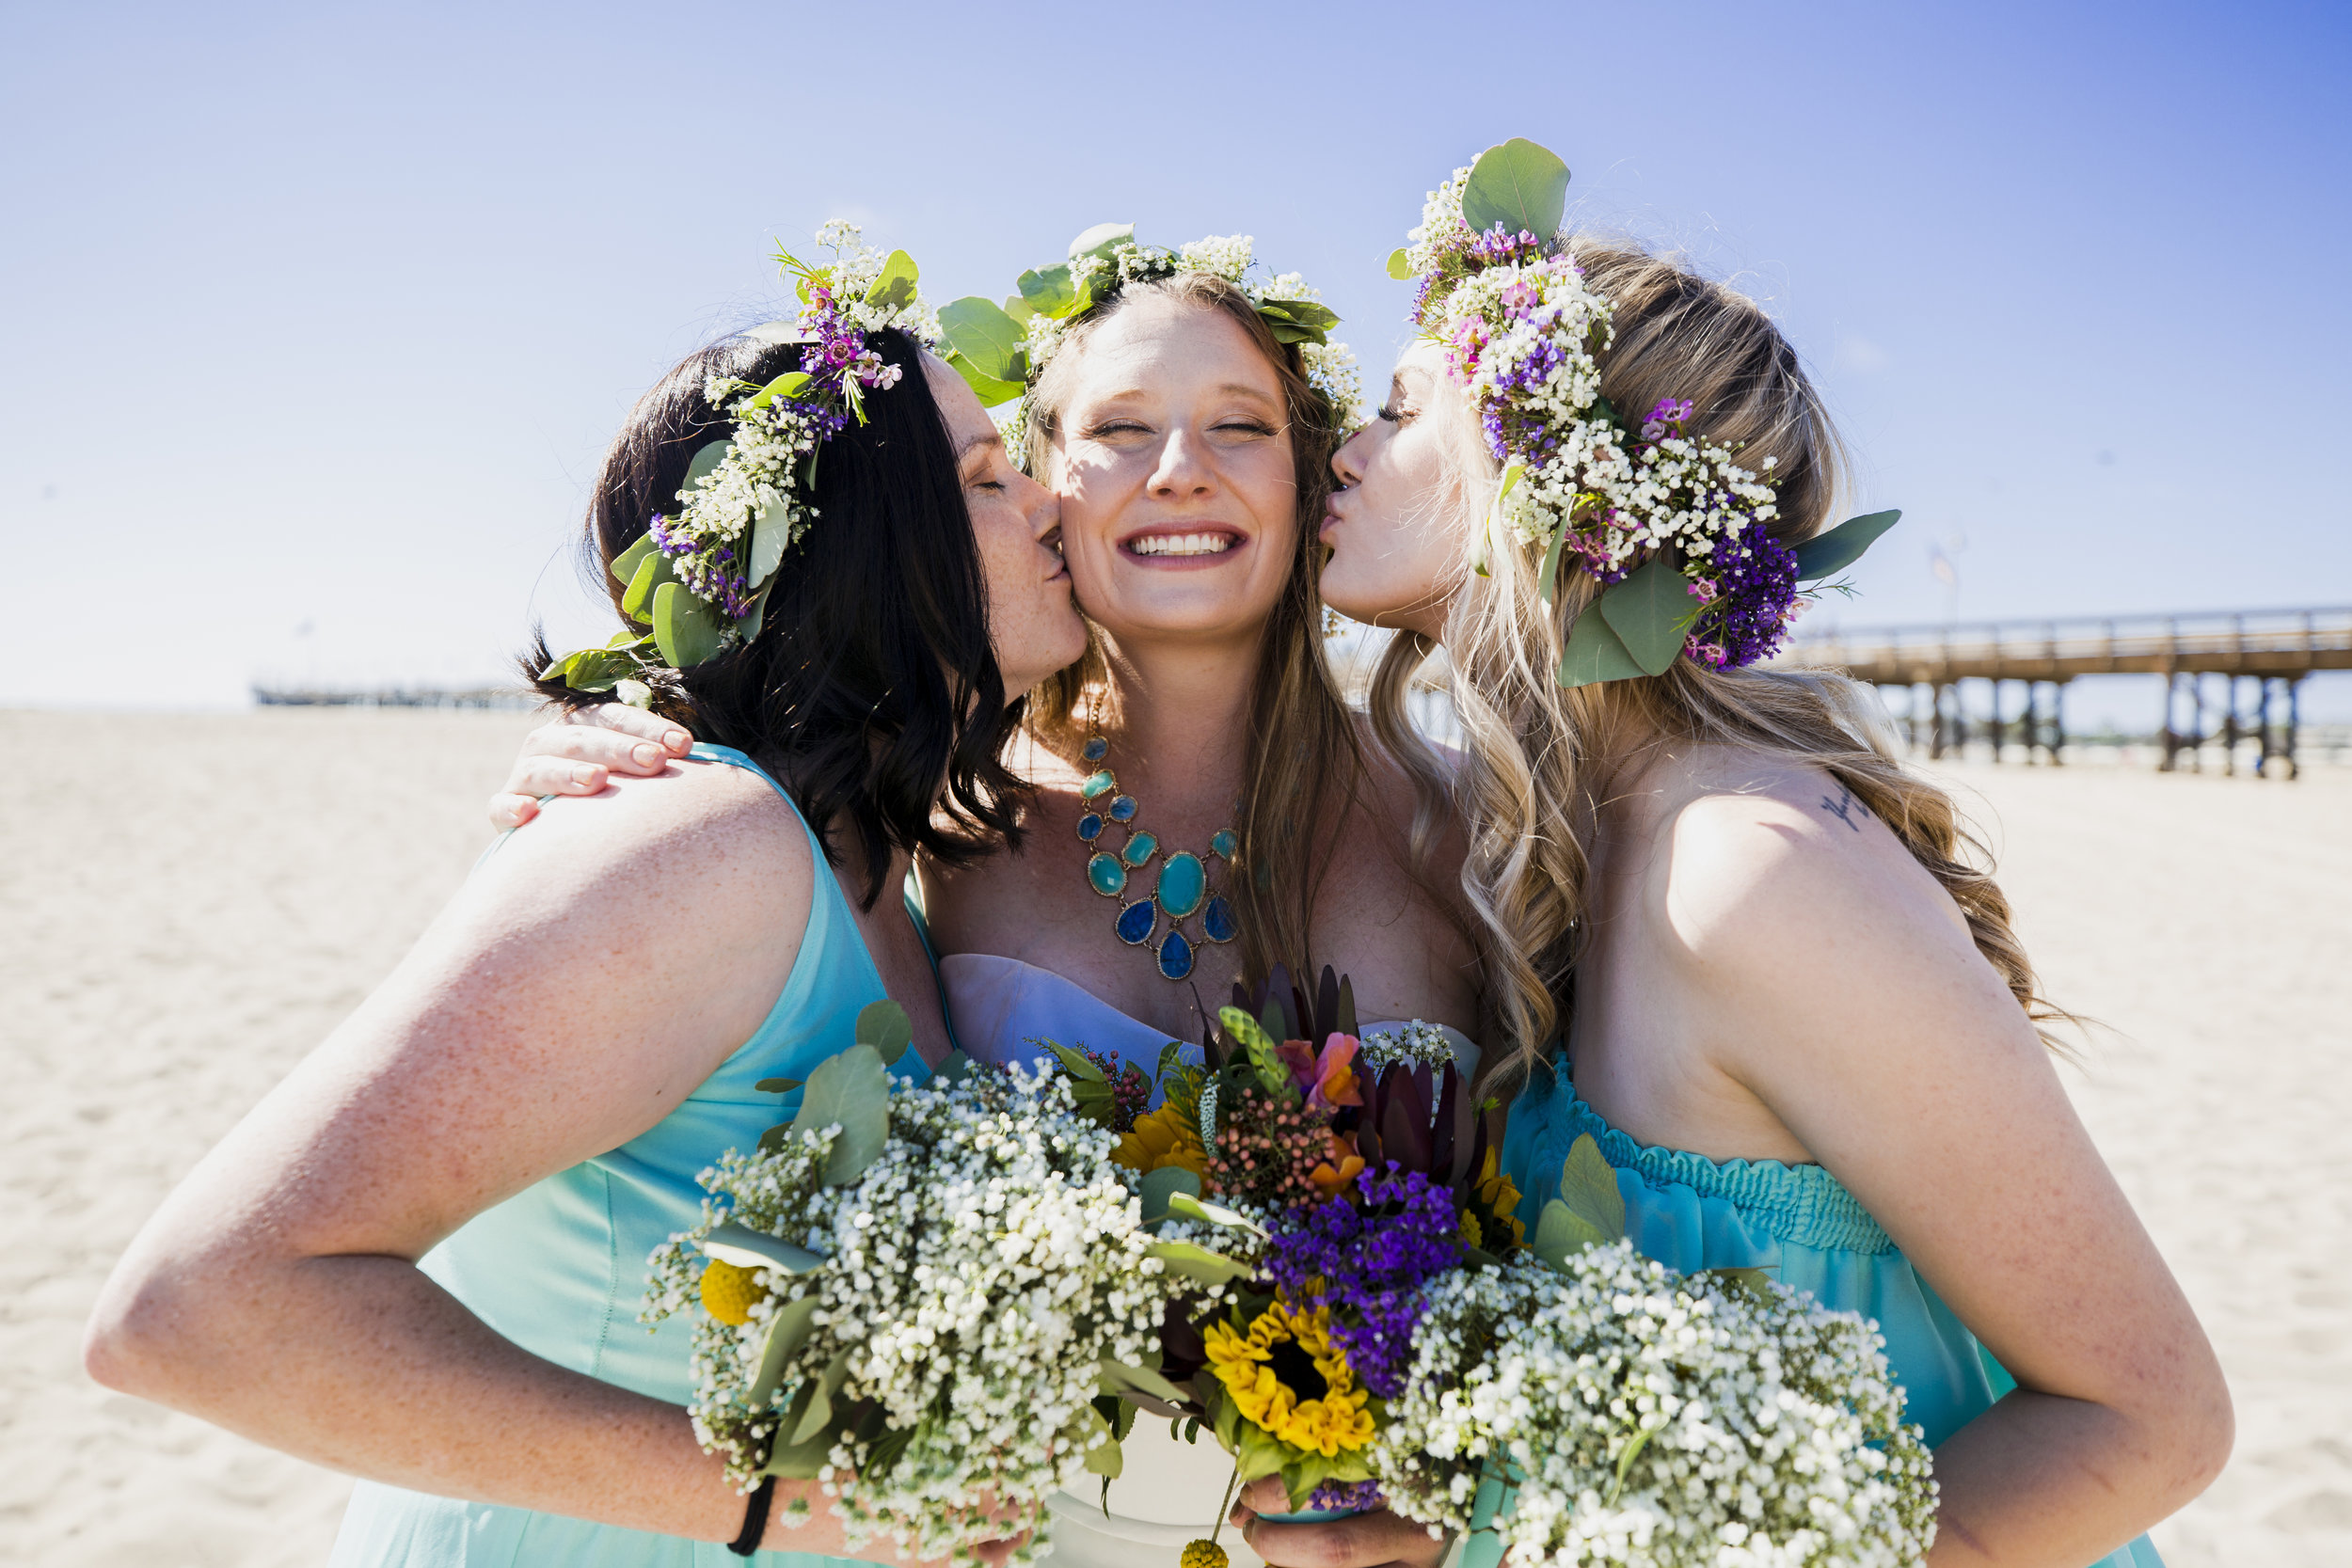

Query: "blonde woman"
left=1245, top=152, right=2229, bottom=1568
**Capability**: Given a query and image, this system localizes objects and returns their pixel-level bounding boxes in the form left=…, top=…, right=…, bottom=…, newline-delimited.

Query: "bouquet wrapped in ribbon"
left=1045, top=970, right=1939, bottom=1568
left=644, top=1003, right=1207, bottom=1567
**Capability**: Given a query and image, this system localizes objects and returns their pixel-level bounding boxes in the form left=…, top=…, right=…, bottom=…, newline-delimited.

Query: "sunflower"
left=1202, top=1298, right=1376, bottom=1458
left=1113, top=1101, right=1209, bottom=1181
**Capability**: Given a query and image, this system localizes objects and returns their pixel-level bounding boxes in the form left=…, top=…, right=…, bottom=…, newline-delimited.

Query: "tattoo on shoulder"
left=1819, top=786, right=1866, bottom=832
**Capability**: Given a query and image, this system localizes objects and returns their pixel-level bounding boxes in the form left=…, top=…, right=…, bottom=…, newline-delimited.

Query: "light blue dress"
left=1501, top=1053, right=2164, bottom=1568
left=330, top=745, right=940, bottom=1567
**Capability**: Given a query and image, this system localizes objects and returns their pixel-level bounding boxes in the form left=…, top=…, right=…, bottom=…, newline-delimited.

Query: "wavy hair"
left=523, top=327, right=1026, bottom=909
left=1021, top=273, right=1364, bottom=985
left=1370, top=239, right=2066, bottom=1086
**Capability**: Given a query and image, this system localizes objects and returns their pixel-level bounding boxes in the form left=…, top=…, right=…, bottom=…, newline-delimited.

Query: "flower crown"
left=1395, top=140, right=1899, bottom=686
left=543, top=223, right=936, bottom=701
left=932, top=223, right=1362, bottom=448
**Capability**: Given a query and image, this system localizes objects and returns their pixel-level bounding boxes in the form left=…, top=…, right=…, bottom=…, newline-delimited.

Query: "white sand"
left=1, top=712, right=2343, bottom=1566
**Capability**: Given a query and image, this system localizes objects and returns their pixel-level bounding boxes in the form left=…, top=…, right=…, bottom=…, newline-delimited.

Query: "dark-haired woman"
left=82, top=309, right=1088, bottom=1565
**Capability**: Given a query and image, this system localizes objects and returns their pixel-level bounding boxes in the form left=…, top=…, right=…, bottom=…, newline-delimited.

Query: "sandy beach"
left=2, top=708, right=2344, bottom=1567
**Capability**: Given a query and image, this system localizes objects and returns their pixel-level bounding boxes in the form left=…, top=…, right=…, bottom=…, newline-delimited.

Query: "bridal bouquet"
left=644, top=1003, right=1198, bottom=1567
left=1041, top=969, right=1938, bottom=1568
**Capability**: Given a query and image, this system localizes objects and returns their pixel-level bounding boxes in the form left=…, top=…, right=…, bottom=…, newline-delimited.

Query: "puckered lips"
left=1118, top=521, right=1248, bottom=570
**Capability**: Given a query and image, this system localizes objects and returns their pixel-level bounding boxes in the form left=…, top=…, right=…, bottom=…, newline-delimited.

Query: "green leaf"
left=860, top=1424, right=915, bottom=1483
left=703, top=1222, right=826, bottom=1275
left=1001, top=293, right=1037, bottom=324
left=1098, top=1354, right=1190, bottom=1406
left=1138, top=1164, right=1200, bottom=1227
left=853, top=1000, right=914, bottom=1069
left=1044, top=1040, right=1108, bottom=1082
left=754, top=1077, right=803, bottom=1094
left=945, top=350, right=1025, bottom=407
left=651, top=580, right=727, bottom=668
left=679, top=439, right=732, bottom=499
left=1702, top=1264, right=1777, bottom=1306
left=1460, top=137, right=1571, bottom=243
left=734, top=579, right=772, bottom=643
left=1605, top=1427, right=1654, bottom=1506
left=614, top=677, right=653, bottom=709
left=1531, top=1197, right=1610, bottom=1267
left=1537, top=523, right=1572, bottom=606
left=1166, top=1191, right=1268, bottom=1239
left=1386, top=247, right=1414, bottom=281
left=1218, top=1006, right=1295, bottom=1101
left=740, top=320, right=801, bottom=347
left=609, top=531, right=657, bottom=587
left=1084, top=1433, right=1124, bottom=1479
left=1068, top=221, right=1136, bottom=261
left=1145, top=1239, right=1253, bottom=1285
left=746, top=1294, right=820, bottom=1410
left=1792, top=508, right=1901, bottom=581
left=1234, top=1421, right=1293, bottom=1485
left=1598, top=558, right=1705, bottom=676
left=1556, top=606, right=1646, bottom=689
left=932, top=1049, right=978, bottom=1085
left=1017, top=262, right=1078, bottom=318
left=1261, top=299, right=1339, bottom=331
left=937, top=296, right=1030, bottom=385
left=1280, top=1453, right=1334, bottom=1513
left=862, top=249, right=919, bottom=311
left=621, top=548, right=675, bottom=626
left=747, top=371, right=814, bottom=410
left=791, top=1347, right=856, bottom=1445
left=1555, top=1132, right=1627, bottom=1241
left=790, top=1042, right=892, bottom=1186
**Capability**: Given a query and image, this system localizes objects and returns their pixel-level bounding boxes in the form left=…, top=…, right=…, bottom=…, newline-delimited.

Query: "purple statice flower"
left=1305, top=1479, right=1386, bottom=1514
left=1467, top=225, right=1546, bottom=267
left=1264, top=1165, right=1460, bottom=1399
left=1685, top=527, right=1798, bottom=670
left=1639, top=396, right=1695, bottom=442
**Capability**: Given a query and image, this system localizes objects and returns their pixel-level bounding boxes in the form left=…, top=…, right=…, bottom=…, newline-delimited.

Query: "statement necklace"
left=1074, top=732, right=1239, bottom=981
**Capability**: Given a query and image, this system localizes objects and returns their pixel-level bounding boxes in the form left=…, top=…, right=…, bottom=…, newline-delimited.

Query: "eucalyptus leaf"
left=854, top=999, right=914, bottom=1069
left=1068, top=221, right=1136, bottom=261
left=1556, top=1132, right=1626, bottom=1240
left=1598, top=558, right=1705, bottom=676
left=614, top=678, right=653, bottom=709
left=791, top=1348, right=856, bottom=1445
left=734, top=578, right=772, bottom=643
left=740, top=320, right=803, bottom=347
left=790, top=1042, right=892, bottom=1186
left=1002, top=293, right=1037, bottom=324
left=1792, top=508, right=1901, bottom=582
left=609, top=531, right=657, bottom=587
left=1531, top=1198, right=1610, bottom=1268
left=679, top=439, right=732, bottom=500
left=651, top=580, right=726, bottom=668
left=1166, top=1191, right=1268, bottom=1239
left=1262, top=299, right=1340, bottom=331
left=937, top=296, right=1030, bottom=385
left=1138, top=1164, right=1200, bottom=1227
left=1386, top=247, right=1414, bottom=281
left=754, top=1077, right=803, bottom=1094
left=1460, top=137, right=1571, bottom=243
left=933, top=1049, right=978, bottom=1084
left=946, top=350, right=1025, bottom=407
left=1556, top=607, right=1646, bottom=689
left=703, top=1223, right=826, bottom=1275
left=1017, top=262, right=1078, bottom=318
left=1537, top=524, right=1571, bottom=607
left=862, top=249, right=919, bottom=311
left=1145, top=1239, right=1252, bottom=1285
left=746, top=1294, right=821, bottom=1410
left=1098, top=1354, right=1190, bottom=1406
left=748, top=371, right=814, bottom=410
left=621, top=549, right=675, bottom=626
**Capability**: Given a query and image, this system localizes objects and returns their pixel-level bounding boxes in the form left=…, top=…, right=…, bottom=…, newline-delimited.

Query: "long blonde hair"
left=1372, top=239, right=2064, bottom=1085
left=1024, top=273, right=1365, bottom=987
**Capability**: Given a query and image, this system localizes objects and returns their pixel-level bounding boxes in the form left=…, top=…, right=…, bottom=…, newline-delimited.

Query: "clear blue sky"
left=4, top=0, right=2346, bottom=721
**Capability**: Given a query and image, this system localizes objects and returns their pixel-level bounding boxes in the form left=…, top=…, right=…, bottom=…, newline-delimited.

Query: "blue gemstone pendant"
left=1082, top=736, right=1109, bottom=762
left=1210, top=829, right=1238, bottom=861
left=1157, top=927, right=1195, bottom=980
left=1156, top=851, right=1206, bottom=920
left=1087, top=852, right=1128, bottom=896
left=1076, top=813, right=1104, bottom=841
left=1116, top=898, right=1157, bottom=945
left=1107, top=795, right=1138, bottom=823
left=1201, top=894, right=1237, bottom=943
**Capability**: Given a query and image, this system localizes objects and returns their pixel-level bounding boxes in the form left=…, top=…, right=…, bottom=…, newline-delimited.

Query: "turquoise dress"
left=1501, top=1053, right=2165, bottom=1568
left=332, top=746, right=942, bottom=1567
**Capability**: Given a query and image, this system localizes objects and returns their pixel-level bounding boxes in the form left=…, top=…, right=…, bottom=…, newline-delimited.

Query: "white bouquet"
left=645, top=1005, right=1182, bottom=1566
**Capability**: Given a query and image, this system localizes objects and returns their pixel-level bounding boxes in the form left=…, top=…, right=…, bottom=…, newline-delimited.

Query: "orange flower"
left=1309, top=1129, right=1366, bottom=1200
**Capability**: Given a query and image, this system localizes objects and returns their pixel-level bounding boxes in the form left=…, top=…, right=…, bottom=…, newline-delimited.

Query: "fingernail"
left=573, top=765, right=599, bottom=785
left=666, top=731, right=691, bottom=752
left=633, top=744, right=661, bottom=767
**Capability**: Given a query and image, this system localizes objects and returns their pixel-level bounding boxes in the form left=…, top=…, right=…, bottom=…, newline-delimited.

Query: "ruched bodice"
left=332, top=745, right=928, bottom=1568
left=1501, top=1053, right=2165, bottom=1568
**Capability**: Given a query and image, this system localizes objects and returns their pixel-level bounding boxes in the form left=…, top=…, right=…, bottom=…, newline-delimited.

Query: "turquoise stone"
left=1087, top=852, right=1127, bottom=896
left=1082, top=736, right=1108, bottom=762
left=1157, top=927, right=1195, bottom=980
left=1078, top=769, right=1116, bottom=800
left=1210, top=829, right=1238, bottom=861
left=1116, top=898, right=1157, bottom=945
left=1156, top=851, right=1206, bottom=920
left=1120, top=832, right=1158, bottom=868
left=1076, top=813, right=1104, bottom=841
left=1202, top=895, right=1237, bottom=943
left=1107, top=795, right=1138, bottom=823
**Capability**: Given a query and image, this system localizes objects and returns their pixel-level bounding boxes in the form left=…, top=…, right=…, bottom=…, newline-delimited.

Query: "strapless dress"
left=939, top=952, right=1477, bottom=1568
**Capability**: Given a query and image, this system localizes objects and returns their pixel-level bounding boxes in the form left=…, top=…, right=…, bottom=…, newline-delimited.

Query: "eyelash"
left=1082, top=420, right=1277, bottom=438
left=1378, top=403, right=1414, bottom=425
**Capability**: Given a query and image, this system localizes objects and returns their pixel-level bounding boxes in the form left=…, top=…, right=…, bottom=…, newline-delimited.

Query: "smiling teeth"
left=1132, top=533, right=1233, bottom=557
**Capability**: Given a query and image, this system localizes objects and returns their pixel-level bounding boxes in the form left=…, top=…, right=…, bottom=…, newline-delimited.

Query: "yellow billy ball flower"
left=699, top=1259, right=771, bottom=1326
left=1181, top=1541, right=1230, bottom=1568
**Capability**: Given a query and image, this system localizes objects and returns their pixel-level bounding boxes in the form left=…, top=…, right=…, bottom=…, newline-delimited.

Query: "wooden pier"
left=1772, top=607, right=2352, bottom=777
